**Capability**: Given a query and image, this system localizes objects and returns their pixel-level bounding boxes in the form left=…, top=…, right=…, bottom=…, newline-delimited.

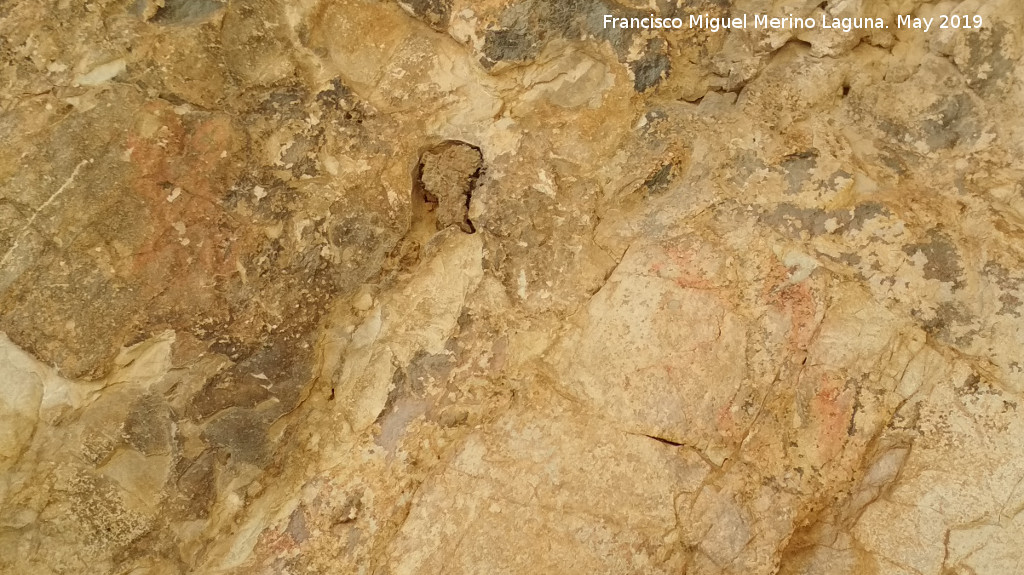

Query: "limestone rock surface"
left=2, top=0, right=1024, bottom=574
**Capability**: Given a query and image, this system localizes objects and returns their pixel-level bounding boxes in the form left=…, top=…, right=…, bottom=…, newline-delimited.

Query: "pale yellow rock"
left=333, top=230, right=483, bottom=430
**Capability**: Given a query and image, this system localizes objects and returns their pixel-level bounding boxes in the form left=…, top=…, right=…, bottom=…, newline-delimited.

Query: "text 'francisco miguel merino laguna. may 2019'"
left=603, top=13, right=984, bottom=33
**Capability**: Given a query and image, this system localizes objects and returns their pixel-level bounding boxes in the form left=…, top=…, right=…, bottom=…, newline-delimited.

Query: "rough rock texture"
left=1, top=0, right=1023, bottom=574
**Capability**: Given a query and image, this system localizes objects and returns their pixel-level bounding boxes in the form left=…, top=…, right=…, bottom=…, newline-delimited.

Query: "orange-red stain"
left=762, top=261, right=818, bottom=351
left=124, top=102, right=240, bottom=307
left=807, top=374, right=854, bottom=464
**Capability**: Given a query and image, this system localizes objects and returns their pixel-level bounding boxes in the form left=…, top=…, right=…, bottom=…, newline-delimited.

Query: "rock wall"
left=1, top=0, right=1023, bottom=573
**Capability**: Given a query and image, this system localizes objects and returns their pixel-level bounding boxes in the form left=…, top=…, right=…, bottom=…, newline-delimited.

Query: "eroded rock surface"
left=2, top=0, right=1023, bottom=574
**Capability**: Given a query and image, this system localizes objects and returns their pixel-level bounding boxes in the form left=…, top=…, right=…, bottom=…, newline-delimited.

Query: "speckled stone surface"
left=2, top=1, right=1023, bottom=573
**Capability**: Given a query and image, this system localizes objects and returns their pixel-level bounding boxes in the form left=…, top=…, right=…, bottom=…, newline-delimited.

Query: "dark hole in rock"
left=412, top=140, right=483, bottom=235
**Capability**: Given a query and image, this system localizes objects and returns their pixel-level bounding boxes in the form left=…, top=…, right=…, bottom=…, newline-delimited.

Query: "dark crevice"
left=461, top=149, right=482, bottom=234
left=644, top=434, right=684, bottom=447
